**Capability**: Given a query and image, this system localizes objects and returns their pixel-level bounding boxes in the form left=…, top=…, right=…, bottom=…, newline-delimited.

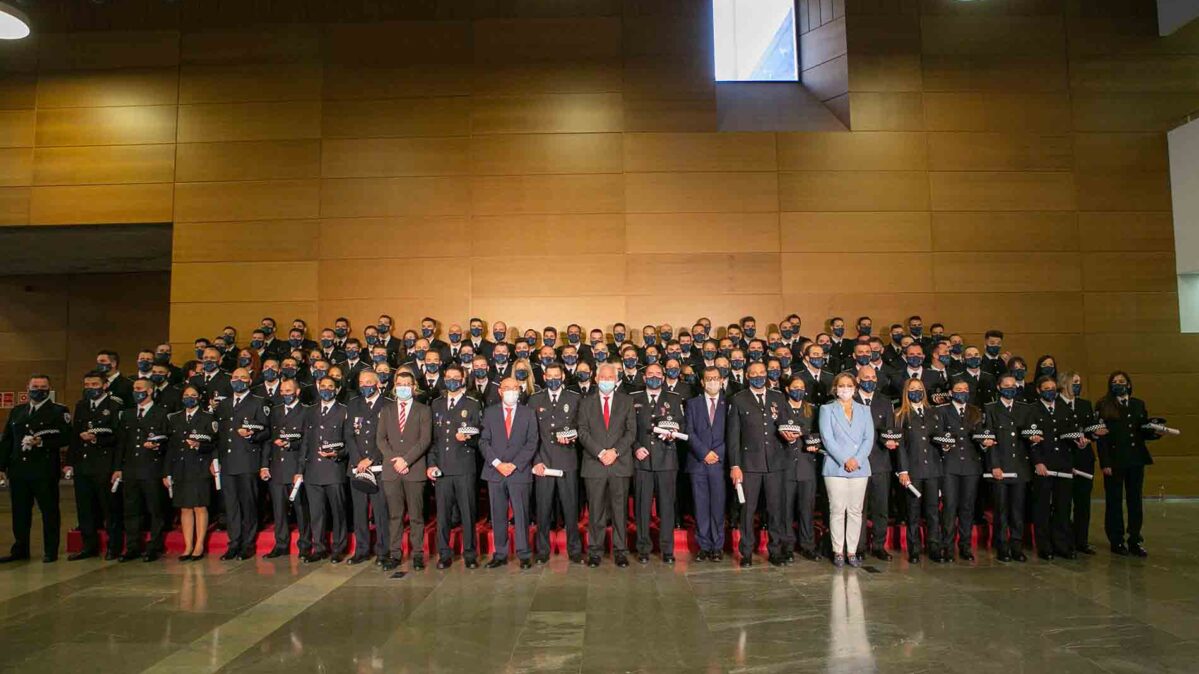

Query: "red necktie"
left=602, top=396, right=610, bottom=429
left=398, top=402, right=408, bottom=433
left=504, top=406, right=513, bottom=439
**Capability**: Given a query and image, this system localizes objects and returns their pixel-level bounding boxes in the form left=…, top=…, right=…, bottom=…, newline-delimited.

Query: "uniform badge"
left=461, top=410, right=468, bottom=418
left=769, top=402, right=779, bottom=420
left=563, top=403, right=569, bottom=413
left=64, top=412, right=72, bottom=423
left=538, top=407, right=546, bottom=413
left=212, top=421, right=219, bottom=433
left=101, top=409, right=110, bottom=417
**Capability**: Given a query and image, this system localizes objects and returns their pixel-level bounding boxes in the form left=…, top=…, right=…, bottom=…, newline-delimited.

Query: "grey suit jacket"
left=578, top=390, right=636, bottom=479
left=375, top=398, right=431, bottom=482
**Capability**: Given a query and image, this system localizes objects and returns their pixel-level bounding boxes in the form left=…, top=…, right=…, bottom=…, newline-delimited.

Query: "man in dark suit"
left=631, top=364, right=685, bottom=564
left=96, top=350, right=135, bottom=410
left=480, top=377, right=539, bottom=569
left=191, top=347, right=233, bottom=411
left=65, top=371, right=125, bottom=560
left=261, top=379, right=312, bottom=560
left=0, top=374, right=72, bottom=563
left=578, top=363, right=636, bottom=568
left=529, top=364, right=584, bottom=564
left=854, top=366, right=896, bottom=561
left=213, top=368, right=271, bottom=561
left=375, top=371, right=432, bottom=573
left=685, top=367, right=728, bottom=562
left=346, top=370, right=391, bottom=565
left=727, top=362, right=790, bottom=567
left=468, top=317, right=494, bottom=359
left=951, top=346, right=997, bottom=407
left=426, top=365, right=483, bottom=569
left=795, top=344, right=833, bottom=406
left=115, top=378, right=171, bottom=562
left=301, top=377, right=354, bottom=563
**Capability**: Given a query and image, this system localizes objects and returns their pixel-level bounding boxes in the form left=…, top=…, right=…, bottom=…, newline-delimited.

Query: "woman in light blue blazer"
left=819, top=372, right=875, bottom=568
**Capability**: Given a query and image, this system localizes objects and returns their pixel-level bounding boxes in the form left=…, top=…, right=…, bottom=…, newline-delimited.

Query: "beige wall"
left=0, top=1, right=1197, bottom=492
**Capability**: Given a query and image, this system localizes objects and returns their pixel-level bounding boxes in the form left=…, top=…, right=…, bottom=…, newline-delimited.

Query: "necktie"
left=137, top=407, right=145, bottom=419
left=91, top=402, right=98, bottom=412
left=398, top=402, right=408, bottom=433
left=916, top=408, right=923, bottom=418
left=322, top=405, right=330, bottom=416
left=602, top=396, right=611, bottom=429
left=448, top=396, right=456, bottom=410
left=649, top=395, right=657, bottom=408
left=709, top=398, right=716, bottom=425
left=504, top=406, right=513, bottom=438
left=756, top=393, right=764, bottom=408
left=550, top=394, right=557, bottom=406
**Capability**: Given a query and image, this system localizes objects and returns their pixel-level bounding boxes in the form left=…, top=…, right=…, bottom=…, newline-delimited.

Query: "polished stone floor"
left=0, top=492, right=1197, bottom=673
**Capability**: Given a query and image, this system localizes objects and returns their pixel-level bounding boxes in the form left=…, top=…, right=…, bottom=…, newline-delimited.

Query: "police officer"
left=727, top=362, right=789, bottom=567
left=933, top=380, right=985, bottom=562
left=1057, top=371, right=1105, bottom=555
left=985, top=375, right=1031, bottom=562
left=1024, top=376, right=1086, bottom=560
left=426, top=365, right=483, bottom=569
left=163, top=385, right=218, bottom=560
left=855, top=366, right=896, bottom=561
left=191, top=347, right=233, bottom=411
left=529, top=363, right=584, bottom=564
left=1095, top=371, right=1158, bottom=557
left=895, top=379, right=944, bottom=563
left=65, top=371, right=124, bottom=560
left=0, top=374, right=71, bottom=563
left=262, top=379, right=312, bottom=560
left=631, top=364, right=685, bottom=565
left=346, top=370, right=391, bottom=565
left=213, top=367, right=271, bottom=561
left=778, top=377, right=819, bottom=562
left=302, top=377, right=353, bottom=563
left=116, top=378, right=171, bottom=562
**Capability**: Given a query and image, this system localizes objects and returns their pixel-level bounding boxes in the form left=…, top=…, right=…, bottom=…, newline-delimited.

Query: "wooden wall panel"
left=179, top=63, right=323, bottom=104
left=781, top=212, right=931, bottom=252
left=320, top=177, right=472, bottom=218
left=320, top=216, right=471, bottom=259
left=171, top=261, right=318, bottom=303
left=0, top=187, right=29, bottom=224
left=177, top=101, right=322, bottom=142
left=625, top=213, right=779, bottom=254
left=471, top=214, right=624, bottom=256
left=470, top=134, right=621, bottom=175
left=932, top=253, right=1082, bottom=293
left=1078, top=212, right=1175, bottom=251
left=321, top=98, right=472, bottom=138
left=175, top=140, right=321, bottom=182
left=36, top=68, right=179, bottom=108
left=33, top=144, right=175, bottom=185
left=779, top=171, right=929, bottom=211
left=931, top=212, right=1078, bottom=251
left=472, top=174, right=623, bottom=215
left=470, top=93, right=623, bottom=134
left=928, top=133, right=1073, bottom=171
left=626, top=254, right=781, bottom=296
left=35, top=106, right=177, bottom=146
left=1082, top=252, right=1177, bottom=292
left=782, top=253, right=933, bottom=293
left=169, top=302, right=317, bottom=345
left=777, top=132, right=926, bottom=171
left=472, top=255, right=626, bottom=297
left=0, top=148, right=32, bottom=187
left=322, top=137, right=470, bottom=178
left=923, top=93, right=1073, bottom=132
left=625, top=172, right=777, bottom=213
left=1084, top=292, right=1180, bottom=334
left=624, top=133, right=775, bottom=172
left=0, top=110, right=35, bottom=147
left=321, top=259, right=469, bottom=300
left=174, top=220, right=321, bottom=263
left=929, top=172, right=1076, bottom=211
left=29, top=183, right=173, bottom=225
left=174, top=180, right=321, bottom=222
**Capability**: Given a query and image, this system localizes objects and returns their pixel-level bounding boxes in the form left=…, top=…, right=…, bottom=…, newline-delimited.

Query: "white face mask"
left=836, top=387, right=855, bottom=401
left=502, top=390, right=520, bottom=406
left=395, top=385, right=413, bottom=401
left=704, top=381, right=722, bottom=396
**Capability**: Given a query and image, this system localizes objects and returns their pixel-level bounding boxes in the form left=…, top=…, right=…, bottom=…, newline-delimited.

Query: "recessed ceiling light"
left=0, top=2, right=30, bottom=40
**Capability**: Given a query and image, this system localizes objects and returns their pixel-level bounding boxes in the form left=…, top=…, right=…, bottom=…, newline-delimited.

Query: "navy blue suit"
left=480, top=403, right=538, bottom=560
left=684, top=393, right=728, bottom=554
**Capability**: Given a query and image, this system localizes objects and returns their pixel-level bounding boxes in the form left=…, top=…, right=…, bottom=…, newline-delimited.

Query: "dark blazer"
left=855, top=393, right=896, bottom=473
left=1061, top=396, right=1098, bottom=472
left=106, top=374, right=135, bottom=410
left=794, top=368, right=833, bottom=406
left=428, top=393, right=483, bottom=477
left=1096, top=396, right=1156, bottom=470
left=528, top=389, right=581, bottom=472
left=163, top=409, right=217, bottom=483
left=189, top=371, right=232, bottom=410
left=726, top=388, right=789, bottom=473
left=302, top=401, right=355, bottom=485
left=0, top=400, right=72, bottom=478
left=263, top=402, right=312, bottom=484
left=116, top=403, right=171, bottom=481
left=152, top=384, right=183, bottom=414
left=577, top=390, right=636, bottom=479
left=895, top=406, right=940, bottom=480
left=632, top=390, right=685, bottom=472
left=345, top=392, right=389, bottom=473
left=69, top=394, right=123, bottom=477
left=933, top=403, right=985, bottom=476
left=375, top=398, right=431, bottom=482
left=214, top=393, right=271, bottom=476
left=684, top=393, right=728, bottom=474
left=1023, top=400, right=1080, bottom=473
left=983, top=400, right=1031, bottom=481
left=950, top=369, right=997, bottom=407
left=480, top=403, right=538, bottom=483
left=777, top=401, right=819, bottom=482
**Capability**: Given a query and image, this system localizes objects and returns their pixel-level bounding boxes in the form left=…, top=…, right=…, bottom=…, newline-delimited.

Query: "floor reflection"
left=827, top=572, right=874, bottom=672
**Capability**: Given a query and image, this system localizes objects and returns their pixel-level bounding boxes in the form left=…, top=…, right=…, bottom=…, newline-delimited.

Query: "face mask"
left=910, top=327, right=923, bottom=337
left=567, top=334, right=580, bottom=344
left=404, top=339, right=417, bottom=350
left=1040, top=366, right=1056, bottom=377
left=494, top=354, right=509, bottom=365
left=748, top=376, right=767, bottom=389
left=395, top=385, right=413, bottom=401
left=613, top=332, right=626, bottom=344
left=731, top=359, right=746, bottom=370
left=377, top=372, right=391, bottom=384
left=832, top=327, right=844, bottom=338
left=1011, top=368, right=1026, bottom=381
left=906, top=355, right=923, bottom=368
left=704, top=381, right=721, bottom=395
left=150, top=373, right=167, bottom=386
left=694, top=332, right=708, bottom=343
left=665, top=367, right=680, bottom=379
left=999, top=387, right=1019, bottom=400
left=442, top=378, right=462, bottom=393
left=281, top=394, right=296, bottom=405
left=230, top=380, right=249, bottom=393
left=378, top=324, right=391, bottom=334
left=594, top=352, right=608, bottom=363
left=84, top=387, right=103, bottom=401
left=645, top=376, right=664, bottom=389
left=312, top=369, right=328, bottom=380
left=525, top=337, right=537, bottom=348
left=907, top=390, right=925, bottom=404
left=808, top=357, right=825, bottom=369
left=951, top=391, right=970, bottom=404
left=155, top=352, right=172, bottom=364
left=703, top=350, right=717, bottom=361
left=684, top=373, right=698, bottom=385
left=563, top=355, right=578, bottom=366
left=237, top=356, right=251, bottom=368
left=471, top=368, right=488, bottom=380
left=623, top=357, right=638, bottom=369
left=950, top=343, right=963, bottom=355
left=540, top=357, right=554, bottom=368
left=424, top=362, right=440, bottom=374
left=661, top=332, right=673, bottom=342
left=493, top=331, right=506, bottom=342
left=202, top=360, right=218, bottom=372
left=137, top=360, right=153, bottom=373
left=514, top=369, right=529, bottom=381
left=937, top=354, right=953, bottom=367
left=28, top=388, right=49, bottom=402
left=359, top=384, right=378, bottom=398
left=372, top=353, right=387, bottom=364
left=768, top=341, right=781, bottom=351
left=576, top=371, right=592, bottom=382
left=332, top=327, right=348, bottom=338
left=965, top=357, right=981, bottom=369
left=345, top=348, right=360, bottom=360
left=859, top=380, right=878, bottom=393
left=643, top=335, right=656, bottom=346
left=96, top=362, right=112, bottom=374
left=460, top=353, right=473, bottom=364
left=743, top=327, right=756, bottom=338
left=318, top=389, right=336, bottom=401
left=544, top=337, right=556, bottom=348
left=984, top=344, right=1001, bottom=356
left=748, top=350, right=764, bottom=362
left=855, top=355, right=871, bottom=366
left=366, top=335, right=379, bottom=346
left=181, top=396, right=200, bottom=409
left=836, top=387, right=854, bottom=401
left=597, top=380, right=616, bottom=394
left=1111, top=383, right=1129, bottom=396
left=1040, top=389, right=1058, bottom=402
left=259, top=368, right=277, bottom=381
left=858, top=326, right=872, bottom=336
left=421, top=328, right=433, bottom=339
left=767, top=369, right=781, bottom=381
left=281, top=367, right=298, bottom=379
left=646, top=354, right=660, bottom=366
left=449, top=333, right=462, bottom=344
left=780, top=356, right=792, bottom=369
left=469, top=327, right=483, bottom=338
left=320, top=339, right=334, bottom=349
left=545, top=378, right=563, bottom=391
left=133, top=390, right=150, bottom=403
left=414, top=350, right=427, bottom=361
left=502, top=390, right=520, bottom=406
left=717, top=366, right=730, bottom=378
left=261, top=325, right=274, bottom=336
left=870, top=351, right=882, bottom=363
left=1071, top=382, right=1082, bottom=396
left=787, top=388, right=805, bottom=402
left=891, top=332, right=904, bottom=344
left=289, top=338, right=303, bottom=348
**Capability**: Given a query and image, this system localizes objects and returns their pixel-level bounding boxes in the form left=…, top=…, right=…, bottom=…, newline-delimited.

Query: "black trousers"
left=534, top=471, right=580, bottom=557
left=306, top=482, right=347, bottom=556
left=268, top=480, right=311, bottom=554
left=382, top=479, right=425, bottom=560
left=783, top=478, right=816, bottom=554
left=75, top=473, right=121, bottom=554
left=1071, top=471, right=1094, bottom=549
left=584, top=475, right=629, bottom=556
left=634, top=469, right=677, bottom=555
left=436, top=473, right=478, bottom=560
left=1033, top=474, right=1073, bottom=555
left=991, top=478, right=1026, bottom=553
left=222, top=472, right=259, bottom=554
left=737, top=471, right=785, bottom=559
left=7, top=475, right=59, bottom=557
left=1103, top=465, right=1145, bottom=546
left=350, top=480, right=390, bottom=557
left=905, top=477, right=941, bottom=554
left=941, top=473, right=979, bottom=551
left=857, top=472, right=891, bottom=553
left=488, top=479, right=531, bottom=561
left=123, top=477, right=165, bottom=556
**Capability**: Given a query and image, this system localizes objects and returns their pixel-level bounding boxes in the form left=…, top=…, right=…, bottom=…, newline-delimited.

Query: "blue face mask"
left=661, top=332, right=672, bottom=342
left=906, top=355, right=923, bottom=368
left=907, top=390, right=925, bottom=404
left=855, top=355, right=871, bottom=366
left=950, top=343, right=963, bottom=355
left=985, top=344, right=1001, bottom=356
left=731, top=359, right=746, bottom=370
left=748, top=350, right=764, bottom=362
left=643, top=335, right=656, bottom=346
left=444, top=379, right=463, bottom=392
left=84, top=387, right=103, bottom=401
left=470, top=327, right=483, bottom=338
left=281, top=394, right=296, bottom=405
left=808, top=357, right=825, bottom=369
left=1111, top=383, right=1128, bottom=396
left=665, top=367, right=680, bottom=379
left=471, top=368, right=488, bottom=380
left=891, top=332, right=904, bottom=344
left=424, top=362, right=439, bottom=374
left=567, top=334, right=580, bottom=344
left=743, top=327, right=756, bottom=338
left=346, top=349, right=360, bottom=360
left=871, top=351, right=882, bottom=362
left=289, top=338, right=303, bottom=348
left=261, top=325, right=274, bottom=336
left=999, top=387, right=1019, bottom=400
left=181, top=396, right=199, bottom=409
left=137, top=360, right=153, bottom=373
left=1040, top=366, right=1056, bottom=377
left=910, top=326, right=923, bottom=337
left=720, top=347, right=733, bottom=358
left=237, top=356, right=251, bottom=368
left=149, top=373, right=166, bottom=385
left=133, top=390, right=149, bottom=403
left=493, top=331, right=506, bottom=342
left=951, top=391, right=970, bottom=404
left=937, top=354, right=953, bottom=367
left=230, top=380, right=249, bottom=393
left=576, top=371, right=592, bottom=382
left=594, top=351, right=608, bottom=363
left=514, top=369, right=528, bottom=381
left=858, top=325, right=872, bottom=336
left=1071, top=383, right=1082, bottom=396
left=767, top=369, right=781, bottom=381
left=394, top=386, right=413, bottom=401
left=359, top=385, right=378, bottom=398
left=597, top=379, right=616, bottom=393
left=262, top=369, right=279, bottom=381
left=703, top=350, right=717, bottom=361
left=858, top=380, right=877, bottom=393
left=832, top=327, right=844, bottom=338
left=202, top=360, right=219, bottom=372
left=644, top=376, right=664, bottom=389
left=365, top=335, right=380, bottom=346
left=251, top=339, right=264, bottom=350
left=563, top=355, right=578, bottom=366
left=334, top=328, right=348, bottom=338
left=494, top=354, right=509, bottom=365
left=623, top=357, right=638, bottom=369
left=1011, top=368, right=1026, bottom=381
left=965, top=357, right=982, bottom=369
left=320, top=339, right=334, bottom=349
left=311, top=369, right=326, bottom=381
left=460, top=353, right=473, bottom=364
left=780, top=356, right=792, bottom=369
left=414, top=350, right=427, bottom=361
left=421, top=328, right=433, bottom=339
left=540, top=357, right=554, bottom=368
left=372, top=353, right=387, bottom=364
left=318, top=389, right=336, bottom=401
left=404, top=339, right=417, bottom=350
left=377, top=372, right=391, bottom=384
left=747, top=375, right=767, bottom=389
left=684, top=373, right=698, bottom=385
left=787, top=388, right=805, bottom=402
left=545, top=378, right=563, bottom=391
left=613, top=332, right=626, bottom=344
left=768, top=341, right=781, bottom=351
left=281, top=367, right=297, bottom=379
left=645, top=354, right=659, bottom=365
left=449, top=333, right=462, bottom=344
left=378, top=324, right=391, bottom=334
left=1040, top=389, right=1058, bottom=402
left=717, top=367, right=730, bottom=378
left=28, top=388, right=49, bottom=402
left=544, top=337, right=556, bottom=348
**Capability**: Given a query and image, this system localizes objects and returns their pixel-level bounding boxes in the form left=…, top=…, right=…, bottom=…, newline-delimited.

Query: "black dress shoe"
left=465, top=558, right=480, bottom=569
left=568, top=553, right=584, bottom=564
left=711, top=552, right=723, bottom=563
left=958, top=549, right=975, bottom=562
left=739, top=557, right=752, bottom=568
left=769, top=555, right=785, bottom=567
left=43, top=554, right=58, bottom=563
left=1013, top=551, right=1028, bottom=563
left=192, top=553, right=207, bottom=562
left=637, top=553, right=649, bottom=564
left=237, top=550, right=255, bottom=561
left=615, top=553, right=630, bottom=568
left=1078, top=545, right=1097, bottom=555
left=347, top=555, right=369, bottom=566
left=220, top=550, right=239, bottom=561
left=1131, top=544, right=1148, bottom=558
left=486, top=557, right=508, bottom=569
left=1111, top=543, right=1129, bottom=556
left=436, top=557, right=452, bottom=570
left=873, top=549, right=892, bottom=562
left=381, top=557, right=400, bottom=571
left=119, top=553, right=140, bottom=563
left=799, top=549, right=817, bottom=561
left=785, top=552, right=795, bottom=564
left=304, top=552, right=327, bottom=564
left=997, top=551, right=1012, bottom=563
left=68, top=551, right=97, bottom=561
left=587, top=555, right=601, bottom=568
left=535, top=555, right=549, bottom=564
left=662, top=553, right=675, bottom=565
left=412, top=557, right=425, bottom=571
left=1059, top=551, right=1077, bottom=560
left=908, top=553, right=920, bottom=564
left=178, top=554, right=194, bottom=562
left=932, top=552, right=950, bottom=564
left=330, top=554, right=344, bottom=564
left=1038, top=552, right=1055, bottom=561
left=104, top=550, right=119, bottom=561
left=695, top=550, right=710, bottom=562
left=519, top=558, right=532, bottom=570
left=263, top=548, right=288, bottom=559
left=142, top=552, right=159, bottom=563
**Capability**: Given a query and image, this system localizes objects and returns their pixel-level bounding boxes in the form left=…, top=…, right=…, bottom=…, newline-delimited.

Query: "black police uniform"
left=528, top=387, right=583, bottom=560
left=778, top=401, right=819, bottom=557
left=1096, top=395, right=1157, bottom=550
left=346, top=392, right=391, bottom=560
left=302, top=399, right=354, bottom=560
left=983, top=399, right=1032, bottom=559
left=0, top=397, right=71, bottom=560
left=214, top=392, right=271, bottom=557
left=1023, top=399, right=1080, bottom=557
left=933, top=402, right=985, bottom=558
left=428, top=391, right=483, bottom=564
left=632, top=389, right=684, bottom=558
left=164, top=408, right=217, bottom=508
left=116, top=402, right=171, bottom=558
left=855, top=392, right=896, bottom=556
left=68, top=393, right=124, bottom=556
left=263, top=401, right=313, bottom=556
left=726, top=388, right=789, bottom=563
left=895, top=405, right=942, bottom=558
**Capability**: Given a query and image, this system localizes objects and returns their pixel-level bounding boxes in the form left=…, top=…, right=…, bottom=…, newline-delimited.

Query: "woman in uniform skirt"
left=778, top=377, right=820, bottom=562
left=163, top=385, right=217, bottom=560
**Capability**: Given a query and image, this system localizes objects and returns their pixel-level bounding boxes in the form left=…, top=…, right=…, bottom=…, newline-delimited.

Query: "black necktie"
left=756, top=393, right=764, bottom=408
left=137, top=407, right=145, bottom=419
